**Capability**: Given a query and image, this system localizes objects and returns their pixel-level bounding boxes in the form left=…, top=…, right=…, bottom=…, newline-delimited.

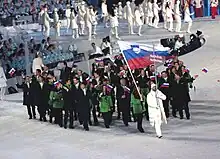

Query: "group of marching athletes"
left=20, top=56, right=196, bottom=138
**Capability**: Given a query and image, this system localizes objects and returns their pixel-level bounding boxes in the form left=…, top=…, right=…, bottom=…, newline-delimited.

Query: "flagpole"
left=152, top=43, right=167, bottom=124
left=121, top=52, right=143, bottom=101
left=152, top=43, right=158, bottom=88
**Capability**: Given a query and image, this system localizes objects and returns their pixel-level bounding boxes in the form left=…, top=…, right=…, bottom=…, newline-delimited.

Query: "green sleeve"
left=49, top=91, right=54, bottom=101
left=108, top=96, right=113, bottom=107
left=48, top=91, right=54, bottom=105
left=130, top=94, right=134, bottom=106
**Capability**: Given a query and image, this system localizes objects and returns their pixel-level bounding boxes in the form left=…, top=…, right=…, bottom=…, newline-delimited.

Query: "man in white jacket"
left=147, top=83, right=167, bottom=138
left=32, top=53, right=45, bottom=75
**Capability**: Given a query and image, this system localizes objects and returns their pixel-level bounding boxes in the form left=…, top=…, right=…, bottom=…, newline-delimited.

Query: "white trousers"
left=111, top=26, right=119, bottom=38
left=163, top=14, right=167, bottom=28
left=138, top=25, right=142, bottom=35
left=128, top=24, right=134, bottom=34
left=79, top=22, right=85, bottom=35
left=168, top=21, right=173, bottom=31
left=72, top=28, right=79, bottom=39
left=66, top=18, right=70, bottom=31
left=55, top=27, right=60, bottom=37
left=92, top=25, right=97, bottom=35
left=87, top=25, right=92, bottom=40
left=44, top=25, right=50, bottom=37
left=148, top=17, right=153, bottom=26
left=145, top=16, right=149, bottom=24
left=187, top=21, right=192, bottom=33
left=0, top=87, right=6, bottom=101
left=175, top=20, right=182, bottom=32
left=153, top=15, right=159, bottom=27
left=154, top=120, right=162, bottom=137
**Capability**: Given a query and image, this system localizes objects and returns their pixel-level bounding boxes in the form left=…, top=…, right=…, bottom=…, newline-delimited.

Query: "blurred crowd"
left=0, top=36, right=78, bottom=78
left=0, top=0, right=76, bottom=24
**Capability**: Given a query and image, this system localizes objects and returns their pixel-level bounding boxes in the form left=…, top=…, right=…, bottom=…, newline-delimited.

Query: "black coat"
left=22, top=82, right=34, bottom=106
left=137, top=75, right=150, bottom=88
left=76, top=88, right=92, bottom=120
left=34, top=82, right=50, bottom=108
left=116, top=85, right=130, bottom=112
left=158, top=77, right=171, bottom=98
left=60, top=67, right=71, bottom=83
left=171, top=78, right=191, bottom=105
left=91, top=87, right=99, bottom=106
left=62, top=85, right=74, bottom=109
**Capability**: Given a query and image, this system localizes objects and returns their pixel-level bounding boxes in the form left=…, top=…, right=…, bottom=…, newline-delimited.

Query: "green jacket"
left=99, top=95, right=113, bottom=113
left=131, top=94, right=146, bottom=114
left=49, top=90, right=64, bottom=109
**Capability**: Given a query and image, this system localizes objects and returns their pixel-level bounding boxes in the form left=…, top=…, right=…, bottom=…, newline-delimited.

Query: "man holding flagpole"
left=147, top=83, right=167, bottom=138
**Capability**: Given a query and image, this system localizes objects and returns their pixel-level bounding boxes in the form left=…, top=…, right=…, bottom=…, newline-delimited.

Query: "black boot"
left=69, top=125, right=74, bottom=129
left=138, top=127, right=145, bottom=133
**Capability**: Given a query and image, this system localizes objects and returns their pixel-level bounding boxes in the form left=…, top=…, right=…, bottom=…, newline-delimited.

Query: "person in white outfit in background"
left=118, top=2, right=124, bottom=20
left=147, top=0, right=154, bottom=26
left=134, top=5, right=143, bottom=36
left=53, top=8, right=61, bottom=38
left=143, top=0, right=149, bottom=24
left=32, top=53, right=45, bottom=75
left=85, top=7, right=93, bottom=41
left=131, top=0, right=136, bottom=25
left=78, top=2, right=86, bottom=35
left=42, top=7, right=52, bottom=37
left=70, top=8, right=79, bottom=39
left=125, top=1, right=135, bottom=35
left=139, top=3, right=145, bottom=23
left=0, top=62, right=7, bottom=101
left=184, top=1, right=194, bottom=33
left=39, top=8, right=44, bottom=32
left=174, top=0, right=182, bottom=32
left=166, top=1, right=174, bottom=31
left=90, top=6, right=98, bottom=36
left=147, top=83, right=167, bottom=138
left=153, top=0, right=161, bottom=28
left=110, top=6, right=120, bottom=40
left=162, top=0, right=167, bottom=29
left=101, top=0, right=109, bottom=27
left=65, top=4, right=71, bottom=33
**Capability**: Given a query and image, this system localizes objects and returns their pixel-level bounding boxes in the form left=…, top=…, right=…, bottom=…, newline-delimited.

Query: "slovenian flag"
left=95, top=58, right=103, bottom=63
left=9, top=68, right=16, bottom=76
left=168, top=64, right=173, bottom=68
left=105, top=84, right=113, bottom=91
left=184, top=68, right=190, bottom=72
left=150, top=76, right=156, bottom=81
left=86, top=76, right=92, bottom=83
left=160, top=83, right=169, bottom=88
left=202, top=68, right=208, bottom=73
left=54, top=81, right=61, bottom=87
left=118, top=41, right=171, bottom=70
